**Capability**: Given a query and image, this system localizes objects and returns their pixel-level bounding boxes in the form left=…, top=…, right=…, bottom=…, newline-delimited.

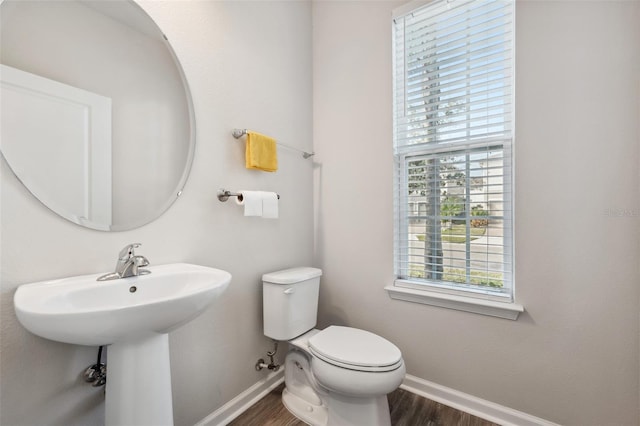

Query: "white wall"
left=0, top=1, right=312, bottom=425
left=313, top=1, right=640, bottom=425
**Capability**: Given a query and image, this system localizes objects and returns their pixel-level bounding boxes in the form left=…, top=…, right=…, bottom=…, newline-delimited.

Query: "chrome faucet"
left=97, top=243, right=150, bottom=281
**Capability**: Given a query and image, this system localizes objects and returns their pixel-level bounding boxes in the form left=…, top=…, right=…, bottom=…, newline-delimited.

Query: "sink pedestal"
left=106, top=333, right=174, bottom=426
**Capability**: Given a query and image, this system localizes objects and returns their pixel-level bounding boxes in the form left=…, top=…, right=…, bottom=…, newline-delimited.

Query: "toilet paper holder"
left=217, top=189, right=280, bottom=202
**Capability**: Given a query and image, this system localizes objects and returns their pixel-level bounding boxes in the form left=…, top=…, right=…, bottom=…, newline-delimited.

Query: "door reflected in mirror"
left=0, top=0, right=195, bottom=231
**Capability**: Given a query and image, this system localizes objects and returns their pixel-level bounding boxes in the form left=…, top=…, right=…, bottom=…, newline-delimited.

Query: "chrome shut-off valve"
left=255, top=341, right=280, bottom=372
left=83, top=363, right=107, bottom=387
left=83, top=346, right=107, bottom=387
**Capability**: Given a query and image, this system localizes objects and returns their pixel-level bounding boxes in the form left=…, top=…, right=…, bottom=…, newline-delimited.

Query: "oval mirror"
left=0, top=0, right=195, bottom=231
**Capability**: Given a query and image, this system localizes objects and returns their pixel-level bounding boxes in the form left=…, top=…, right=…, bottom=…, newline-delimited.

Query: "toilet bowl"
left=262, top=268, right=405, bottom=426
left=283, top=327, right=405, bottom=426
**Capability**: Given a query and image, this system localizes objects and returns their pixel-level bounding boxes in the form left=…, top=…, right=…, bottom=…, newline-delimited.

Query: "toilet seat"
left=308, top=326, right=402, bottom=372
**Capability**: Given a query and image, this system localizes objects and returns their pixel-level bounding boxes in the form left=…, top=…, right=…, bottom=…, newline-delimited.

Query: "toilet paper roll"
left=262, top=192, right=278, bottom=219
left=236, top=190, right=263, bottom=216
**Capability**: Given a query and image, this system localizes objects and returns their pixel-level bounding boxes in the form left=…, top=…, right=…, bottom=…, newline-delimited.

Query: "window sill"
left=384, top=285, right=524, bottom=320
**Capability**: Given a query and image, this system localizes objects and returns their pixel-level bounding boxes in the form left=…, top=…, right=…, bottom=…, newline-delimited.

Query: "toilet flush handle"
left=284, top=288, right=295, bottom=295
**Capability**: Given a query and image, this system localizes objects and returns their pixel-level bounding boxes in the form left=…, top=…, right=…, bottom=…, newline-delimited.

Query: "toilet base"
left=283, top=386, right=392, bottom=426
left=283, top=387, right=392, bottom=426
left=282, top=387, right=328, bottom=426
left=282, top=347, right=394, bottom=426
left=326, top=393, right=391, bottom=426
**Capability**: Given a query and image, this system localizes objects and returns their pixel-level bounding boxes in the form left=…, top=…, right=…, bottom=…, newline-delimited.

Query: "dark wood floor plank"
left=228, top=386, right=304, bottom=426
left=228, top=383, right=498, bottom=426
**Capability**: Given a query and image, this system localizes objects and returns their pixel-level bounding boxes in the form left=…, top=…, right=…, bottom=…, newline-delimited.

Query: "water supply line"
left=83, top=346, right=107, bottom=387
left=255, top=341, right=280, bottom=372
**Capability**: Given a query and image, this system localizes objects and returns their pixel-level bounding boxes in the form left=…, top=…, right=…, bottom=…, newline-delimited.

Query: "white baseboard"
left=401, top=374, right=560, bottom=426
left=195, top=370, right=284, bottom=426
left=194, top=370, right=558, bottom=426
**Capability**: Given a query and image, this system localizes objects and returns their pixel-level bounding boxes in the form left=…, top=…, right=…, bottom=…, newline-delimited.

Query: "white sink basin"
left=14, top=263, right=231, bottom=346
left=14, top=262, right=231, bottom=425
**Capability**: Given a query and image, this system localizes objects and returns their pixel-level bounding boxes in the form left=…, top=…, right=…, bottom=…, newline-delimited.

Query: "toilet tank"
left=262, top=267, right=322, bottom=341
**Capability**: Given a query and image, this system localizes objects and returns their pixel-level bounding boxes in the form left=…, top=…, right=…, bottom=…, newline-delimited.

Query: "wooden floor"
left=228, top=383, right=498, bottom=426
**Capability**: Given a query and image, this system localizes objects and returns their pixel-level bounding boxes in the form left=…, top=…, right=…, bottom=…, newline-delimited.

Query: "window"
left=388, top=0, right=521, bottom=319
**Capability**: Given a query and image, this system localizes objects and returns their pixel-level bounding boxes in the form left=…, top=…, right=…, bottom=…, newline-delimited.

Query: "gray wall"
left=312, top=1, right=640, bottom=425
left=0, top=1, right=312, bottom=425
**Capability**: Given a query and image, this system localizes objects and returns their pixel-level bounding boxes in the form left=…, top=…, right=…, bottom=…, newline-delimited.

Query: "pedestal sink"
left=13, top=263, right=231, bottom=426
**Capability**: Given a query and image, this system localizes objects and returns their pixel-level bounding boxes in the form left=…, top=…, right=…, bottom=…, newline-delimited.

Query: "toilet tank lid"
left=262, top=267, right=322, bottom=285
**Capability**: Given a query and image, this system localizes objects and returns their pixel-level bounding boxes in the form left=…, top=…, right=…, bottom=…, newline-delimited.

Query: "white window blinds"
left=393, top=0, right=514, bottom=299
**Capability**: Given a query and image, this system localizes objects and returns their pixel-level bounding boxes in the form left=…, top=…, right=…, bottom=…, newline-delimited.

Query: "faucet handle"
left=118, top=243, right=141, bottom=260
left=135, top=255, right=150, bottom=268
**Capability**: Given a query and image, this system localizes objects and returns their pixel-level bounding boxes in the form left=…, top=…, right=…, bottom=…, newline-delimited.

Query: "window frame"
left=387, top=0, right=522, bottom=319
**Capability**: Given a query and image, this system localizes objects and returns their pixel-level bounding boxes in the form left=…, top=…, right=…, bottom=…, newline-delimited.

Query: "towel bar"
left=232, top=129, right=315, bottom=159
left=217, top=189, right=280, bottom=202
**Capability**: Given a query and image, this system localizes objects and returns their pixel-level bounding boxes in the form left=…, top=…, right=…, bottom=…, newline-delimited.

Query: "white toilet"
left=262, top=267, right=405, bottom=426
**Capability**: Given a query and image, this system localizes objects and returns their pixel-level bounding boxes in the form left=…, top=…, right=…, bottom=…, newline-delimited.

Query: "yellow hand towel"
left=246, top=131, right=278, bottom=172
